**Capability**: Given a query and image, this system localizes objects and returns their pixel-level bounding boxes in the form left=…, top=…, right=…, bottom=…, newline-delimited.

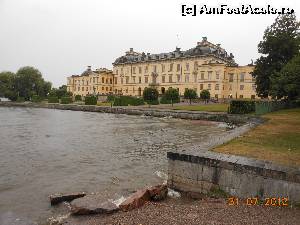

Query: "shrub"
left=107, top=95, right=115, bottom=102
left=16, top=97, right=25, bottom=102
left=113, top=96, right=144, bottom=106
left=75, top=95, right=82, bottom=101
left=229, top=100, right=255, bottom=114
left=48, top=96, right=59, bottom=103
left=60, top=96, right=73, bottom=104
left=164, top=88, right=180, bottom=106
left=200, top=90, right=210, bottom=101
left=143, top=87, right=159, bottom=104
left=147, top=99, right=160, bottom=105
left=184, top=88, right=198, bottom=104
left=160, top=95, right=180, bottom=104
left=85, top=95, right=97, bottom=105
left=31, top=95, right=42, bottom=103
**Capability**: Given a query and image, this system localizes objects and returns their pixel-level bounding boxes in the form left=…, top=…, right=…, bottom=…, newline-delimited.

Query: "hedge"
left=48, top=96, right=59, bottom=103
left=147, top=99, right=159, bottom=105
left=75, top=95, right=82, bottom=101
left=85, top=96, right=97, bottom=105
left=16, top=97, right=25, bottom=102
left=228, top=100, right=255, bottom=114
left=31, top=95, right=43, bottom=103
left=160, top=95, right=180, bottom=104
left=60, top=96, right=73, bottom=104
left=113, top=96, right=144, bottom=106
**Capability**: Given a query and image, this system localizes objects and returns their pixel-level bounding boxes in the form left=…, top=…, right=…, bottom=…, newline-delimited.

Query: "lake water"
left=0, top=107, right=226, bottom=224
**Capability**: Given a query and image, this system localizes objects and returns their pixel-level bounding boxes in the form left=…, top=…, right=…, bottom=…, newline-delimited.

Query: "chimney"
left=202, top=37, right=207, bottom=42
left=216, top=44, right=221, bottom=47
left=87, top=66, right=91, bottom=71
left=130, top=48, right=133, bottom=52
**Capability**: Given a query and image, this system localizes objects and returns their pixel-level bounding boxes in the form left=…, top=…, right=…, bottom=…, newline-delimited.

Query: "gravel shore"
left=64, top=197, right=300, bottom=225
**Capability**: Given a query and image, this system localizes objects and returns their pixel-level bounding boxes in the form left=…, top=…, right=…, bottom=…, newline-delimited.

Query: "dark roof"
left=113, top=39, right=237, bottom=66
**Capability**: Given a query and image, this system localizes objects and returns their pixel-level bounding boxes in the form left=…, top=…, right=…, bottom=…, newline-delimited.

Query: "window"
left=82, top=87, right=84, bottom=91
left=240, top=73, right=245, bottom=82
left=78, top=87, right=80, bottom=91
left=86, top=87, right=88, bottom=91
left=252, top=84, right=256, bottom=91
left=115, top=78, right=117, bottom=84
left=162, top=76, right=165, bottom=83
left=110, top=79, right=112, bottom=84
left=145, top=66, right=148, bottom=73
left=251, top=95, right=256, bottom=99
left=139, top=67, right=142, bottom=74
left=240, top=85, right=244, bottom=90
left=229, top=85, right=232, bottom=90
left=208, top=84, right=211, bottom=90
left=106, top=87, right=108, bottom=91
left=169, top=75, right=172, bottom=83
left=215, top=94, right=218, bottom=99
left=229, top=73, right=234, bottom=82
left=186, top=63, right=189, bottom=71
left=110, top=87, right=112, bottom=91
left=200, top=84, right=203, bottom=90
left=121, top=68, right=123, bottom=74
left=185, top=75, right=189, bottom=83
left=153, top=65, right=157, bottom=72
left=239, top=95, right=244, bottom=99
left=216, top=71, right=220, bottom=79
left=145, top=77, right=148, bottom=83
left=215, top=84, right=219, bottom=90
left=169, top=63, right=173, bottom=72
left=201, top=72, right=204, bottom=80
left=139, top=77, right=141, bottom=83
left=93, top=77, right=95, bottom=83
left=162, top=64, right=165, bottom=72
left=194, top=74, right=197, bottom=83
left=121, top=78, right=123, bottom=84
left=208, top=71, right=212, bottom=80
left=126, top=77, right=129, bottom=84
left=133, top=77, right=136, bottom=83
left=132, top=67, right=136, bottom=74
left=177, top=75, right=180, bottom=82
left=102, top=77, right=105, bottom=83
left=177, top=64, right=181, bottom=72
left=194, top=61, right=198, bottom=70
left=116, top=69, right=118, bottom=75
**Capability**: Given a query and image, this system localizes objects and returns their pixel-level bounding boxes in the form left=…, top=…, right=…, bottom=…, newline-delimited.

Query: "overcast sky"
left=0, top=0, right=299, bottom=87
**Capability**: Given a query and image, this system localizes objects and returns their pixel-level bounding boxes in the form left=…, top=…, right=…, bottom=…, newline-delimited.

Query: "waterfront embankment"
left=0, top=101, right=263, bottom=124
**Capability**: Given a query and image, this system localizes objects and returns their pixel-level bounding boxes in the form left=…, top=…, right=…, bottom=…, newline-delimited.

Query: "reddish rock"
left=70, top=195, right=119, bottom=215
left=50, top=192, right=86, bottom=205
left=148, top=184, right=168, bottom=201
left=119, top=189, right=151, bottom=211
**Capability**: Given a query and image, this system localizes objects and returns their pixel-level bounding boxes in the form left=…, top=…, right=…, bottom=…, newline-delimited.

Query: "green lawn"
left=173, top=104, right=229, bottom=112
left=213, top=108, right=300, bottom=167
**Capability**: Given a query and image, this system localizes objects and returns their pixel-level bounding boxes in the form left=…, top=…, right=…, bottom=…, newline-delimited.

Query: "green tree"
left=49, top=85, right=72, bottom=99
left=270, top=54, right=300, bottom=100
left=143, top=87, right=158, bottom=105
left=165, top=87, right=179, bottom=106
left=200, top=90, right=210, bottom=103
left=0, top=71, right=17, bottom=100
left=15, top=66, right=52, bottom=100
left=252, top=14, right=300, bottom=98
left=184, top=88, right=197, bottom=104
left=75, top=95, right=82, bottom=101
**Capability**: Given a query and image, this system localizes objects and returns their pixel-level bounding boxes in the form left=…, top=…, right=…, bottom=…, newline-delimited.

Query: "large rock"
left=50, top=192, right=86, bottom=205
left=148, top=184, right=168, bottom=201
left=119, top=189, right=151, bottom=211
left=70, top=195, right=119, bottom=215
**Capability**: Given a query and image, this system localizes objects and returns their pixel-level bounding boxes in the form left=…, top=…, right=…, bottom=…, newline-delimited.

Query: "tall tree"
left=0, top=71, right=17, bottom=100
left=15, top=66, right=51, bottom=100
left=252, top=14, right=300, bottom=98
left=184, top=88, right=197, bottom=104
left=271, top=54, right=300, bottom=100
left=165, top=88, right=179, bottom=106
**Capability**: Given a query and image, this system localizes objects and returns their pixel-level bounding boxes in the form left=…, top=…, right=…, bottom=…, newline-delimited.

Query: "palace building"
left=67, top=37, right=257, bottom=99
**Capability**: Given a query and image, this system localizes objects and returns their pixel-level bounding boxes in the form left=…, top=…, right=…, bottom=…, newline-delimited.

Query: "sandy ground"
left=63, top=197, right=300, bottom=225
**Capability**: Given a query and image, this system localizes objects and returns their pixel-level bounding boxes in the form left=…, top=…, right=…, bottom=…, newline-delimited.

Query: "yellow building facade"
left=67, top=66, right=114, bottom=96
left=67, top=37, right=258, bottom=99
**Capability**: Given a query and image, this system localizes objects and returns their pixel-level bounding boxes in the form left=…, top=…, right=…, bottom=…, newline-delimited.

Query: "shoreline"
left=0, top=101, right=263, bottom=125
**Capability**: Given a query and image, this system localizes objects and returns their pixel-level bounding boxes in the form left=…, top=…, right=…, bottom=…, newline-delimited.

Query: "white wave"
left=112, top=196, right=127, bottom=206
left=155, top=170, right=168, bottom=181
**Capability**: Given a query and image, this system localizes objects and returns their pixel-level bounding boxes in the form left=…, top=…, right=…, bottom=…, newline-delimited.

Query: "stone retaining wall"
left=0, top=102, right=261, bottom=124
left=167, top=151, right=300, bottom=203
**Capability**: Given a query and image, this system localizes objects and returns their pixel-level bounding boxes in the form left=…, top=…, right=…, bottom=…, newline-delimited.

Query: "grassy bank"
left=213, top=108, right=300, bottom=167
left=172, top=104, right=228, bottom=112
